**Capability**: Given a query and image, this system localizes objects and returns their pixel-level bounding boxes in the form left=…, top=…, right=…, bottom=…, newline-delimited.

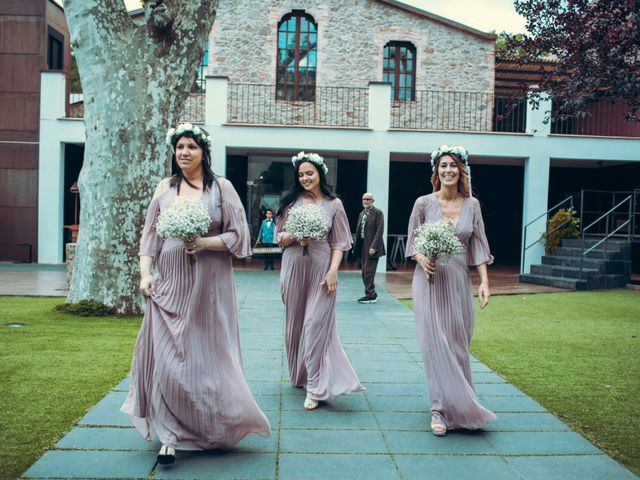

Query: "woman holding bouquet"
left=406, top=145, right=495, bottom=436
left=122, top=123, right=270, bottom=464
left=276, top=152, right=364, bottom=410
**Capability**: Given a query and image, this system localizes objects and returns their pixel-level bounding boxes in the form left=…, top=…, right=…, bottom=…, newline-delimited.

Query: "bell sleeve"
left=139, top=196, right=163, bottom=258
left=274, top=208, right=288, bottom=246
left=467, top=198, right=494, bottom=266
left=218, top=178, right=252, bottom=259
left=328, top=199, right=353, bottom=252
left=405, top=196, right=426, bottom=258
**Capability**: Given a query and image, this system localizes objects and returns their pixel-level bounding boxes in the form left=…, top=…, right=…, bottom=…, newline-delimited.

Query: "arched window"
left=277, top=11, right=317, bottom=101
left=383, top=41, right=416, bottom=101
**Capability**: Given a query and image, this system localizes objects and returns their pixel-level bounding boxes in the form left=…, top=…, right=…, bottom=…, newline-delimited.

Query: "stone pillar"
left=368, top=82, right=391, bottom=131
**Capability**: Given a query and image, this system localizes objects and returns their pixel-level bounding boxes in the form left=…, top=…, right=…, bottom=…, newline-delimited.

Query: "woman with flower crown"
left=275, top=152, right=364, bottom=410
left=121, top=123, right=270, bottom=464
left=406, top=145, right=495, bottom=436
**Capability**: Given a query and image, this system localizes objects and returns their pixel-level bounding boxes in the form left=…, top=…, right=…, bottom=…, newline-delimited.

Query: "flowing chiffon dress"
left=121, top=177, right=271, bottom=450
left=406, top=193, right=496, bottom=430
left=276, top=197, right=364, bottom=401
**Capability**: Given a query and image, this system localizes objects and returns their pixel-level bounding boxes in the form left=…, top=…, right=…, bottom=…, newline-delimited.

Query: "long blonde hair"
left=430, top=154, right=471, bottom=197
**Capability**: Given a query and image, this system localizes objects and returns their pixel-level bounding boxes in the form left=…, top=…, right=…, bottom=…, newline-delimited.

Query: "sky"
left=122, top=0, right=527, bottom=34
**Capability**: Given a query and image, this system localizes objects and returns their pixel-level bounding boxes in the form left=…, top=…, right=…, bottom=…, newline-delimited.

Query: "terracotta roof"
left=376, top=0, right=496, bottom=41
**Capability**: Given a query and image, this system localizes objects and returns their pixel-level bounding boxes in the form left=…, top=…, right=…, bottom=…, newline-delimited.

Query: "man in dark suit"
left=353, top=193, right=385, bottom=304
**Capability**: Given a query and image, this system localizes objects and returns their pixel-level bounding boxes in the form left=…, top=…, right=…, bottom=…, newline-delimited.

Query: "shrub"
left=544, top=207, right=580, bottom=255
left=54, top=300, right=116, bottom=317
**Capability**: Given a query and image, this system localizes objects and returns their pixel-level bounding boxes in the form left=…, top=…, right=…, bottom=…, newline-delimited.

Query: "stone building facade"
left=209, top=0, right=494, bottom=91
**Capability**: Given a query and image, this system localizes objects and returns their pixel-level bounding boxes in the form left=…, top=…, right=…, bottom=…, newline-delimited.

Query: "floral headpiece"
left=166, top=122, right=213, bottom=152
left=430, top=145, right=469, bottom=169
left=291, top=151, right=329, bottom=175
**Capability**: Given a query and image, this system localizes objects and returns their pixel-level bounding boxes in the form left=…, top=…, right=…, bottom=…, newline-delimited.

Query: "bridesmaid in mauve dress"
left=406, top=145, right=496, bottom=436
left=121, top=124, right=270, bottom=465
left=275, top=152, right=364, bottom=411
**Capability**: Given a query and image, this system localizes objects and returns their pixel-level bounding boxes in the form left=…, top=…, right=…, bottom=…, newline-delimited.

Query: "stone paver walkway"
left=22, top=271, right=637, bottom=479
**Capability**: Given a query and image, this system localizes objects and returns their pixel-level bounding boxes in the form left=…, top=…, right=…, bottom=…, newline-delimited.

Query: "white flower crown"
left=166, top=122, right=213, bottom=152
left=430, top=144, right=469, bottom=169
left=291, top=151, right=329, bottom=175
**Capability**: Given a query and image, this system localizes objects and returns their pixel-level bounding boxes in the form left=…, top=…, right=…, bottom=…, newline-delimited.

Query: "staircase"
left=519, top=237, right=632, bottom=290
left=520, top=189, right=637, bottom=291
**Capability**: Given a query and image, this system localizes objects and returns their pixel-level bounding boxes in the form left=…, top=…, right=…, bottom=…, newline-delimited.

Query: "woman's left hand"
left=321, top=269, right=338, bottom=293
left=184, top=237, right=205, bottom=254
left=478, top=282, right=490, bottom=309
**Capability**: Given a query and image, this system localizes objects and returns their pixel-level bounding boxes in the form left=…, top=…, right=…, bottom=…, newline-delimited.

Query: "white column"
left=526, top=89, right=551, bottom=136
left=521, top=91, right=552, bottom=273
left=368, top=82, right=391, bottom=131
left=206, top=76, right=228, bottom=177
left=521, top=154, right=551, bottom=273
left=38, top=72, right=67, bottom=264
left=205, top=76, right=228, bottom=126
left=367, top=144, right=390, bottom=273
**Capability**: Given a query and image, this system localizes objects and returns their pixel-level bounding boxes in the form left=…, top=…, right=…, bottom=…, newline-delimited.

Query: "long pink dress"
left=276, top=197, right=364, bottom=401
left=121, top=177, right=271, bottom=449
left=406, top=193, right=496, bottom=430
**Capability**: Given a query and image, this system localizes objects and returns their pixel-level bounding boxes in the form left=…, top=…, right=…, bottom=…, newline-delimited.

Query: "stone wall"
left=208, top=0, right=495, bottom=93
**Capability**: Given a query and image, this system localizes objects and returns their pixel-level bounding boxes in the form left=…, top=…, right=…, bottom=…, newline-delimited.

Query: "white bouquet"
left=285, top=204, right=329, bottom=256
left=412, top=219, right=464, bottom=284
left=155, top=197, right=211, bottom=263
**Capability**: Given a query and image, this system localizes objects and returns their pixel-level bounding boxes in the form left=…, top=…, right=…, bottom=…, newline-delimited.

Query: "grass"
left=401, top=289, right=640, bottom=475
left=0, top=297, right=141, bottom=480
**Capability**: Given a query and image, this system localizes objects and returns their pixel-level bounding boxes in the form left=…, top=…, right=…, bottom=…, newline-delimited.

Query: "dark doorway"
left=388, top=161, right=523, bottom=266
left=63, top=143, right=84, bottom=259
left=336, top=158, right=367, bottom=231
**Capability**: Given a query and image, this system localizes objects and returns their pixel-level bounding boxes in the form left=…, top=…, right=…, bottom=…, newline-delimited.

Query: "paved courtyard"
left=21, top=271, right=637, bottom=479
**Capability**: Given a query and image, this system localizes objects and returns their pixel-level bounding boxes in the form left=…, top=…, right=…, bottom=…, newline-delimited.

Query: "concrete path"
left=21, top=271, right=637, bottom=479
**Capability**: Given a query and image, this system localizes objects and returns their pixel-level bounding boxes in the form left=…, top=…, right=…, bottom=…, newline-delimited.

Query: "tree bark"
left=64, top=0, right=218, bottom=314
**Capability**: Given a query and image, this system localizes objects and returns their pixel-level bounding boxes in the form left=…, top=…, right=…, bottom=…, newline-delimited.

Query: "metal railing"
left=227, top=83, right=369, bottom=128
left=578, top=195, right=633, bottom=280
left=179, top=94, right=205, bottom=124
left=551, top=100, right=640, bottom=137
left=65, top=92, right=205, bottom=123
left=579, top=189, right=640, bottom=242
left=520, top=195, right=574, bottom=274
left=391, top=90, right=495, bottom=131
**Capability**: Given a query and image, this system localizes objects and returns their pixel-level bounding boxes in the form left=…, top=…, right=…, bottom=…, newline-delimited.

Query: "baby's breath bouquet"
left=285, top=204, right=329, bottom=256
left=155, top=197, right=211, bottom=264
left=413, top=219, right=464, bottom=284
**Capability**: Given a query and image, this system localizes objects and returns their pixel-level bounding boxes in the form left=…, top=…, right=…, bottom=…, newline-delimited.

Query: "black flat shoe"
left=157, top=445, right=176, bottom=465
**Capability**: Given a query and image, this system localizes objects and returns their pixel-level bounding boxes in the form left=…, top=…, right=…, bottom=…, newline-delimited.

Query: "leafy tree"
left=503, top=0, right=640, bottom=120
left=64, top=0, right=218, bottom=314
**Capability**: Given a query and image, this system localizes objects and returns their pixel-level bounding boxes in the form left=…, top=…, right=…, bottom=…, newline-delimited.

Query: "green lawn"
left=402, top=289, right=640, bottom=475
left=0, top=297, right=141, bottom=480
left=2, top=291, right=639, bottom=478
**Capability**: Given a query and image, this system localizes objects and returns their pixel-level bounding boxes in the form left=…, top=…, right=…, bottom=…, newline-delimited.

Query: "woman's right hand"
left=140, top=274, right=155, bottom=296
left=417, top=255, right=437, bottom=278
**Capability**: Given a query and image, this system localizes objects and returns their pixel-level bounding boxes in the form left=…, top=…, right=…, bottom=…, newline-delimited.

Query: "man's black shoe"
left=357, top=295, right=378, bottom=304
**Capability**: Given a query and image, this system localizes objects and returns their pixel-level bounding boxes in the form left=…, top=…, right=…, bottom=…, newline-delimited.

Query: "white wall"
left=38, top=74, right=640, bottom=271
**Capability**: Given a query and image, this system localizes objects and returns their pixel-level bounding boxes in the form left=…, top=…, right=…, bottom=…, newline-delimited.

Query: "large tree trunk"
left=64, top=0, right=218, bottom=314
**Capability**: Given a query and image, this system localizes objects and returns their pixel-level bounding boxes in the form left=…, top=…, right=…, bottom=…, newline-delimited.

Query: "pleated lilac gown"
left=276, top=197, right=364, bottom=401
left=406, top=193, right=496, bottom=430
left=121, top=177, right=271, bottom=450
